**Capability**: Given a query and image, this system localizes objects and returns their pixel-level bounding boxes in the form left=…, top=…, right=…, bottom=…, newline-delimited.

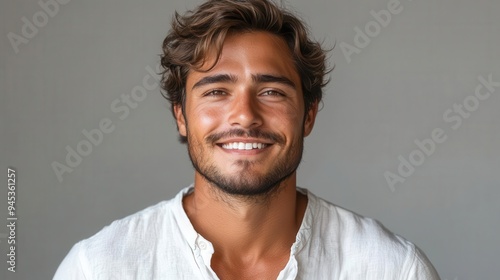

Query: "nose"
left=227, top=91, right=263, bottom=129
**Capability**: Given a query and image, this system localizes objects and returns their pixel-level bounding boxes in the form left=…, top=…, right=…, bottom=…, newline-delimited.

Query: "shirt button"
left=198, top=241, right=207, bottom=250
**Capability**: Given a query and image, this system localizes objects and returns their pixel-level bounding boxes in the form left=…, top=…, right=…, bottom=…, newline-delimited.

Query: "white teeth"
left=221, top=142, right=268, bottom=150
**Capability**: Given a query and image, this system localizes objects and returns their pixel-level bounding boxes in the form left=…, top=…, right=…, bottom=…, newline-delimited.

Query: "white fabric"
left=54, top=186, right=440, bottom=280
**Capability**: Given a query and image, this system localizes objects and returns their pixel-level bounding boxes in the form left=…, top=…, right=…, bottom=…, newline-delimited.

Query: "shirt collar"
left=173, top=185, right=315, bottom=255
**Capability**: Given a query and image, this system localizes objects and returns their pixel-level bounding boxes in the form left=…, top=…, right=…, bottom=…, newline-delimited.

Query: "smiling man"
left=54, top=0, right=440, bottom=279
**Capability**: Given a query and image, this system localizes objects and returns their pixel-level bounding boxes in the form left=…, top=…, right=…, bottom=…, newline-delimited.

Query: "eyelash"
left=261, top=90, right=284, bottom=96
left=202, top=89, right=285, bottom=97
left=203, top=90, right=226, bottom=96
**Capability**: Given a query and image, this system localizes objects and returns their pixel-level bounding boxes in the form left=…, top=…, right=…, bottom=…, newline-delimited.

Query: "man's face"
left=175, top=31, right=317, bottom=196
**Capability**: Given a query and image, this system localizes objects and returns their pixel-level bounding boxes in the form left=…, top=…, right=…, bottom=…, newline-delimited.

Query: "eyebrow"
left=252, top=74, right=296, bottom=89
left=192, top=74, right=238, bottom=90
left=191, top=73, right=296, bottom=90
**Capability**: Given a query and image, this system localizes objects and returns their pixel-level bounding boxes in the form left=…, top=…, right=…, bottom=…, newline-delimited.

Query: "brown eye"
left=261, top=90, right=284, bottom=96
left=204, top=90, right=226, bottom=96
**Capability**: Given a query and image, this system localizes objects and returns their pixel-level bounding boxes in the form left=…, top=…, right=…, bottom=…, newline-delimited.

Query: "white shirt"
left=54, top=186, right=440, bottom=279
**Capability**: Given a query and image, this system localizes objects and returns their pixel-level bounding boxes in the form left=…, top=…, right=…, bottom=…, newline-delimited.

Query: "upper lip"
left=216, top=138, right=274, bottom=145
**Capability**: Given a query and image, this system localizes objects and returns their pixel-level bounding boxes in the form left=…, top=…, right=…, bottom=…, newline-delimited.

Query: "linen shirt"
left=54, top=186, right=440, bottom=279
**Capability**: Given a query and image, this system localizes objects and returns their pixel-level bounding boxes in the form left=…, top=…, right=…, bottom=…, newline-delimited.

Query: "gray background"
left=1, top=0, right=499, bottom=279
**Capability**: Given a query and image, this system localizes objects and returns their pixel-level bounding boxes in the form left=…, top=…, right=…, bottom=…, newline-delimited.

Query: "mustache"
left=206, top=129, right=284, bottom=144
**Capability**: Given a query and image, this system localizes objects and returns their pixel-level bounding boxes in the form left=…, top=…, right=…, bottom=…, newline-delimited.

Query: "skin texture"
left=174, top=31, right=318, bottom=280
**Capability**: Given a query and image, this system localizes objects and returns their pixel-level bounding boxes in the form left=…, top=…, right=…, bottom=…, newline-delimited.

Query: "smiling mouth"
left=220, top=142, right=269, bottom=150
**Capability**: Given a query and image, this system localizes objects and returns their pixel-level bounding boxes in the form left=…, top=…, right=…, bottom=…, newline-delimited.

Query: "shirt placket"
left=193, top=234, right=220, bottom=280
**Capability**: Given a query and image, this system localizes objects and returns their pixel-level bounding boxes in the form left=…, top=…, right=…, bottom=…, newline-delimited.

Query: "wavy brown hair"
left=160, top=0, right=330, bottom=143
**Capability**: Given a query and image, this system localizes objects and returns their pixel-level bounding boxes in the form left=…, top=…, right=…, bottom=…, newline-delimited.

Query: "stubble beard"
left=185, top=128, right=304, bottom=201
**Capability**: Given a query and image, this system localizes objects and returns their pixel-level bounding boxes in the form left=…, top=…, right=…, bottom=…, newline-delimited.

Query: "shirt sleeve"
left=403, top=245, right=441, bottom=280
left=53, top=242, right=89, bottom=280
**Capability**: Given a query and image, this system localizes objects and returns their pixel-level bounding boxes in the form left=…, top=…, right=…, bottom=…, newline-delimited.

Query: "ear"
left=303, top=101, right=318, bottom=137
left=173, top=104, right=187, bottom=137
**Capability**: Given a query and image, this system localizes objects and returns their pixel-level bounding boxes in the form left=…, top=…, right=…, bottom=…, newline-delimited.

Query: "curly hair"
left=160, top=0, right=330, bottom=143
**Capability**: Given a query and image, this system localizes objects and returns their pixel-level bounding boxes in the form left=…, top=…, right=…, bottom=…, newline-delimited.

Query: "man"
left=54, top=0, right=440, bottom=279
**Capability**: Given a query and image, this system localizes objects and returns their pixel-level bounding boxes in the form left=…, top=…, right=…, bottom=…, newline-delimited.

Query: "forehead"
left=186, top=31, right=301, bottom=88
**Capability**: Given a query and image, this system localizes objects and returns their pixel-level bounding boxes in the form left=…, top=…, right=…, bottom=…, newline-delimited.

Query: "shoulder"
left=54, top=187, right=192, bottom=279
left=301, top=189, right=440, bottom=279
left=70, top=198, right=175, bottom=261
left=84, top=198, right=173, bottom=249
left=304, top=189, right=399, bottom=244
left=80, top=187, right=191, bottom=255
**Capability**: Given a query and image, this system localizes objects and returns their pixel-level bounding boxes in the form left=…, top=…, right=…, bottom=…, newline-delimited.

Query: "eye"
left=260, top=90, right=284, bottom=96
left=203, top=90, right=226, bottom=97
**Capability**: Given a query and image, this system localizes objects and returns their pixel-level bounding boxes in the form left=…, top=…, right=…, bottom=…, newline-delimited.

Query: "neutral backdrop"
left=1, top=0, right=499, bottom=279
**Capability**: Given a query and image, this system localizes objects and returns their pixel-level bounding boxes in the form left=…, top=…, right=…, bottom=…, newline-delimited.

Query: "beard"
left=185, top=127, right=304, bottom=198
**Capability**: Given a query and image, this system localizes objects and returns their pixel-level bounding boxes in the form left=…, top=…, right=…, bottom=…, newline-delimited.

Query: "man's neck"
left=182, top=172, right=308, bottom=265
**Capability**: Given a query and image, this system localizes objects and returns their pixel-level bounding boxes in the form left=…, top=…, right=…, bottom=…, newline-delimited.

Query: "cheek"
left=191, top=105, right=224, bottom=132
left=274, top=105, right=304, bottom=127
left=265, top=106, right=304, bottom=141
